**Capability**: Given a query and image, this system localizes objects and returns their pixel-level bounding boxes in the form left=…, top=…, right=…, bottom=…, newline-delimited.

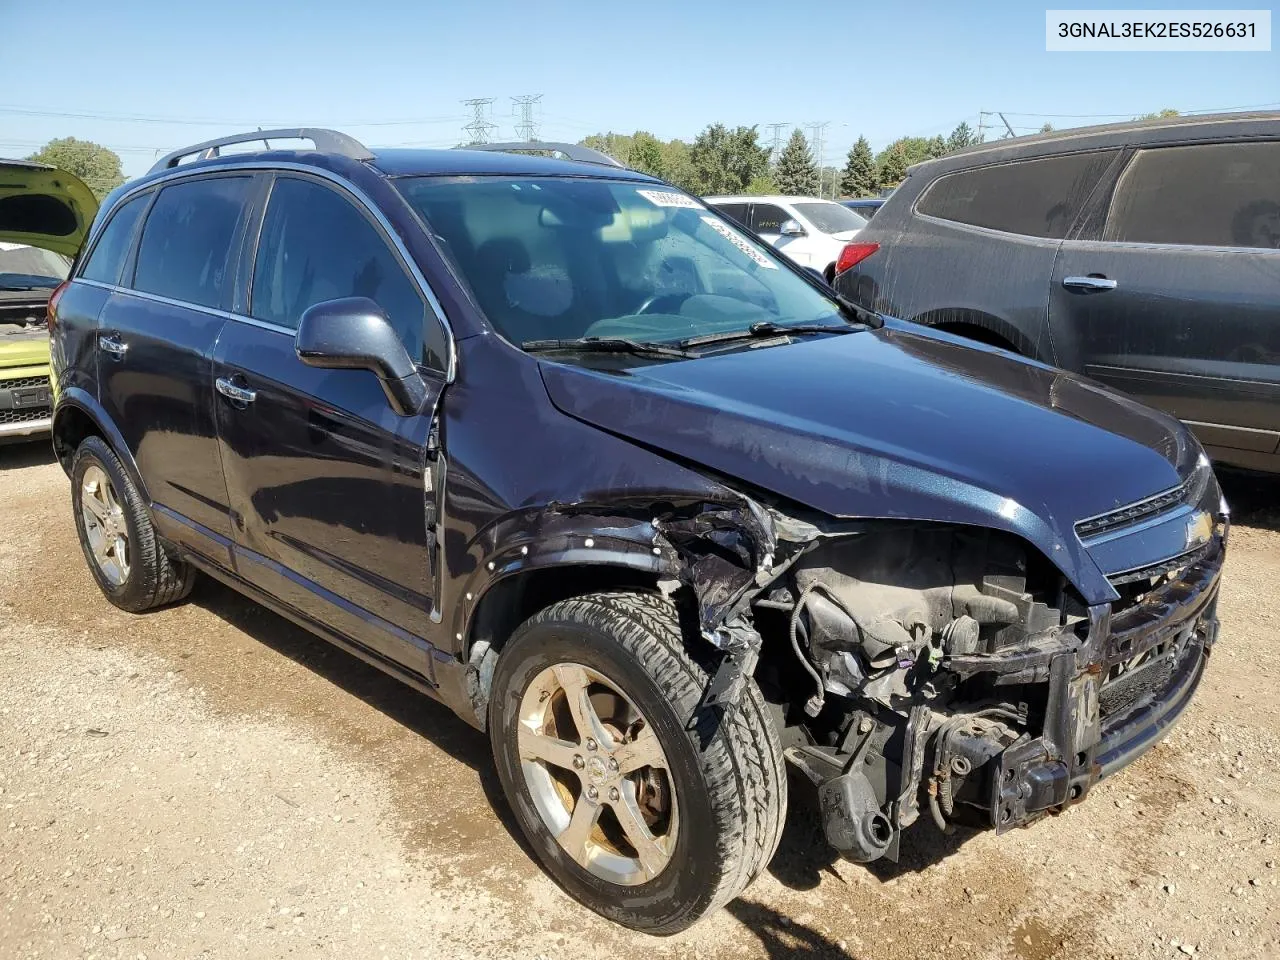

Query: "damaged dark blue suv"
left=48, top=129, right=1227, bottom=933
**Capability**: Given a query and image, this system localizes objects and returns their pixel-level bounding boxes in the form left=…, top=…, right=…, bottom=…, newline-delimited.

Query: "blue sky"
left=3, top=0, right=1276, bottom=178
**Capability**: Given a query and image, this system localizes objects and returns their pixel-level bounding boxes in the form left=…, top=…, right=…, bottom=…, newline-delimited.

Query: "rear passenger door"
left=213, top=173, right=449, bottom=678
left=95, top=174, right=254, bottom=567
left=1049, top=140, right=1280, bottom=471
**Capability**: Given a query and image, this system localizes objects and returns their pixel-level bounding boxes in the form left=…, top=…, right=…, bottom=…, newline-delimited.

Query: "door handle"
left=100, top=334, right=128, bottom=360
left=1062, top=276, right=1118, bottom=293
left=216, top=376, right=257, bottom=405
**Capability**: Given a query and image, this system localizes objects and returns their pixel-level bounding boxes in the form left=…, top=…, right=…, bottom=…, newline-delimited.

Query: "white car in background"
left=704, top=195, right=871, bottom=281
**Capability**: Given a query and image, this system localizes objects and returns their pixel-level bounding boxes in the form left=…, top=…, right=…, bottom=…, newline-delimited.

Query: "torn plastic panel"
left=763, top=522, right=1224, bottom=865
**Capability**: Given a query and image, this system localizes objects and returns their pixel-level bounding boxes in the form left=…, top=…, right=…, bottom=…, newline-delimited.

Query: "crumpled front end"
left=751, top=460, right=1226, bottom=862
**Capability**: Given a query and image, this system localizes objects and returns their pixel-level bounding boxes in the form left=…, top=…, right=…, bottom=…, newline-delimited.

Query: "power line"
left=805, top=121, right=830, bottom=198
left=0, top=104, right=468, bottom=127
left=510, top=95, right=543, bottom=142
left=461, top=98, right=498, bottom=145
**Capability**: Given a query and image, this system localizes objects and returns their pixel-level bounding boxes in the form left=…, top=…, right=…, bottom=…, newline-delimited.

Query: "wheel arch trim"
left=52, top=388, right=150, bottom=504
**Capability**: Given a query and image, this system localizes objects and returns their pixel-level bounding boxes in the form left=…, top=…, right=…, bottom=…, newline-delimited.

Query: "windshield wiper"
left=834, top=292, right=884, bottom=329
left=521, top=336, right=695, bottom=359
left=677, top=320, right=855, bottom=349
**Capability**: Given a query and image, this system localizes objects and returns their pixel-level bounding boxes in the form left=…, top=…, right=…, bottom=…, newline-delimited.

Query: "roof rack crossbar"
left=462, top=141, right=624, bottom=168
left=148, top=128, right=374, bottom=175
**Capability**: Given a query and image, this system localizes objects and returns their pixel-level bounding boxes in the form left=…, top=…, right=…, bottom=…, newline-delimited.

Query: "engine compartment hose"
left=789, top=584, right=832, bottom=717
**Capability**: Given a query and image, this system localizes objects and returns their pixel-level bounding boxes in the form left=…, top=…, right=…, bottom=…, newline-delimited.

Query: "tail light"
left=47, top=279, right=70, bottom=333
left=835, top=242, right=879, bottom=276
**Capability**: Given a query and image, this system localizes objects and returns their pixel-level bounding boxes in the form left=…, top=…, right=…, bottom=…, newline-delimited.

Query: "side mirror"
left=295, top=297, right=427, bottom=416
left=804, top=266, right=830, bottom=286
left=779, top=219, right=806, bottom=237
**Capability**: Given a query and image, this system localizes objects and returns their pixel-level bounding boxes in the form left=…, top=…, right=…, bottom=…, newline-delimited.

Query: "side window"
left=749, top=204, right=790, bottom=235
left=916, top=151, right=1115, bottom=239
left=251, top=177, right=446, bottom=370
left=80, top=193, right=148, bottom=284
left=134, top=177, right=251, bottom=309
left=715, top=203, right=749, bottom=226
left=1105, top=141, right=1280, bottom=249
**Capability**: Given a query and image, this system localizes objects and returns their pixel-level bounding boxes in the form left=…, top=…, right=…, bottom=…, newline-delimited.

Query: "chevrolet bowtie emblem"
left=1185, top=511, right=1213, bottom=551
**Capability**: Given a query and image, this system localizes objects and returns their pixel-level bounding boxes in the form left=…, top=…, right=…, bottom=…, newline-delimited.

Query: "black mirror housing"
left=295, top=297, right=427, bottom=416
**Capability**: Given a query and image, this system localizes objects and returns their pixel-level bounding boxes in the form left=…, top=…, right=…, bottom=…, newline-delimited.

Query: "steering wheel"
left=636, top=292, right=693, bottom=315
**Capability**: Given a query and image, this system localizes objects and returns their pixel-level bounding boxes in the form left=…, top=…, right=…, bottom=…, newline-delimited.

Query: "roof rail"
left=148, top=128, right=374, bottom=175
left=462, top=141, right=624, bottom=168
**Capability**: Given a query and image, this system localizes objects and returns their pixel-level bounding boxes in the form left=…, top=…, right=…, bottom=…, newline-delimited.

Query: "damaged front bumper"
left=791, top=534, right=1224, bottom=860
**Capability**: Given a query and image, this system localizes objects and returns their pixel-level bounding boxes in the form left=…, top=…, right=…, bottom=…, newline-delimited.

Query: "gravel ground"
left=1, top=441, right=1278, bottom=960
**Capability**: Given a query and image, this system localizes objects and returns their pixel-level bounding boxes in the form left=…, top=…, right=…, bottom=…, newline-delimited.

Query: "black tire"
left=70, top=435, right=196, bottom=612
left=489, top=591, right=786, bottom=933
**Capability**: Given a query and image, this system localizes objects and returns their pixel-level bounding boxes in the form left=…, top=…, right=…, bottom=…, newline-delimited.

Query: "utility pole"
left=997, top=112, right=1017, bottom=139
left=461, top=98, right=498, bottom=144
left=765, top=122, right=787, bottom=164
left=977, top=111, right=986, bottom=143
left=805, top=121, right=830, bottom=197
left=511, top=94, right=543, bottom=142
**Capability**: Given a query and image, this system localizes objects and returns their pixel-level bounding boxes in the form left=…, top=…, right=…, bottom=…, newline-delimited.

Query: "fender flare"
left=52, top=388, right=151, bottom=505
left=451, top=509, right=673, bottom=656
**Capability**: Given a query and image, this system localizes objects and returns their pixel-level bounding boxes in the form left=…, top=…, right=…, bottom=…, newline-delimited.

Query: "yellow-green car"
left=1, top=160, right=96, bottom=443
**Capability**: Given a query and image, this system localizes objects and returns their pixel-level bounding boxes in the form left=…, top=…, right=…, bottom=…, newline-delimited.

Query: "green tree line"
left=581, top=120, right=987, bottom=198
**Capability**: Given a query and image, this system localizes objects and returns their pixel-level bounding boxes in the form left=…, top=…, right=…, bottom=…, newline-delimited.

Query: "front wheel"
left=488, top=592, right=786, bottom=933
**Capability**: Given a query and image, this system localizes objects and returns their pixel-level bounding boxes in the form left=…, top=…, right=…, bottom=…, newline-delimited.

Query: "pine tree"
left=774, top=129, right=819, bottom=196
left=878, top=145, right=910, bottom=189
left=926, top=135, right=947, bottom=159
left=946, top=122, right=977, bottom=152
left=839, top=137, right=879, bottom=197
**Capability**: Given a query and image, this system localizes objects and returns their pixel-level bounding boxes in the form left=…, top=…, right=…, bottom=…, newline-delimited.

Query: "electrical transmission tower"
left=511, top=95, right=543, bottom=142
left=461, top=98, right=498, bottom=144
left=765, top=122, right=787, bottom=163
left=805, top=121, right=830, bottom=197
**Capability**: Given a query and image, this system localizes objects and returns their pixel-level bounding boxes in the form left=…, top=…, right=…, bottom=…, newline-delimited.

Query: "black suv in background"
left=837, top=112, right=1280, bottom=473
left=49, top=129, right=1226, bottom=933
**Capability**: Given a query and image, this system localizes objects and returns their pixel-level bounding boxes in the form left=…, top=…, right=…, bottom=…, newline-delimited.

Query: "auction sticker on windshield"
left=637, top=189, right=705, bottom=209
left=700, top=216, right=778, bottom=269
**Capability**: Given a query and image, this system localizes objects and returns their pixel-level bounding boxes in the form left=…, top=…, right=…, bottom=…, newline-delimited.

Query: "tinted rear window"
left=714, top=202, right=749, bottom=225
left=80, top=194, right=148, bottom=285
left=1105, top=141, right=1280, bottom=249
left=917, top=151, right=1115, bottom=239
left=133, top=177, right=250, bottom=309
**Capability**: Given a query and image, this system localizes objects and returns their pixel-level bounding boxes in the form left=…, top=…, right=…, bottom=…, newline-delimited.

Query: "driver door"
left=214, top=173, right=449, bottom=677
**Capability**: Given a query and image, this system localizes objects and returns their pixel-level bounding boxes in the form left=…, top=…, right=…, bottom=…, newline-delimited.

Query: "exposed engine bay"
left=733, top=522, right=1220, bottom=864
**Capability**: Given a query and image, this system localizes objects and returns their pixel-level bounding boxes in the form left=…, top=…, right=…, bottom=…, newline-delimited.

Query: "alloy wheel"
left=517, top=662, right=678, bottom=886
left=80, top=464, right=130, bottom=587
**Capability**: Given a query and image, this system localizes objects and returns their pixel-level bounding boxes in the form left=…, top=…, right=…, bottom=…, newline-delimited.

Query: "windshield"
left=792, top=202, right=867, bottom=234
left=0, top=242, right=70, bottom=291
left=396, top=177, right=847, bottom=350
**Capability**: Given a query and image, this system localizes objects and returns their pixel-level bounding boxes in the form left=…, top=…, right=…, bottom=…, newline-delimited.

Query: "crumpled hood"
left=539, top=323, right=1200, bottom=603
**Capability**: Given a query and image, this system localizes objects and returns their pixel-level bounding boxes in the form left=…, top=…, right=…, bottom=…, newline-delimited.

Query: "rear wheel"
left=70, top=436, right=195, bottom=612
left=489, top=591, right=786, bottom=933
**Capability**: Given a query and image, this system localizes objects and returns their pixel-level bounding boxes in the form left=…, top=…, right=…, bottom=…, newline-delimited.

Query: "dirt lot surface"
left=2, top=442, right=1278, bottom=960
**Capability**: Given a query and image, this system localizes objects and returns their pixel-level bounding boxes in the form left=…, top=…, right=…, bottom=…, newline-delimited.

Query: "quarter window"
left=134, top=177, right=251, bottom=308
left=749, top=204, right=790, bottom=235
left=1105, top=141, right=1280, bottom=249
left=251, top=177, right=446, bottom=370
left=80, top=193, right=149, bottom=285
left=916, top=151, right=1115, bottom=239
